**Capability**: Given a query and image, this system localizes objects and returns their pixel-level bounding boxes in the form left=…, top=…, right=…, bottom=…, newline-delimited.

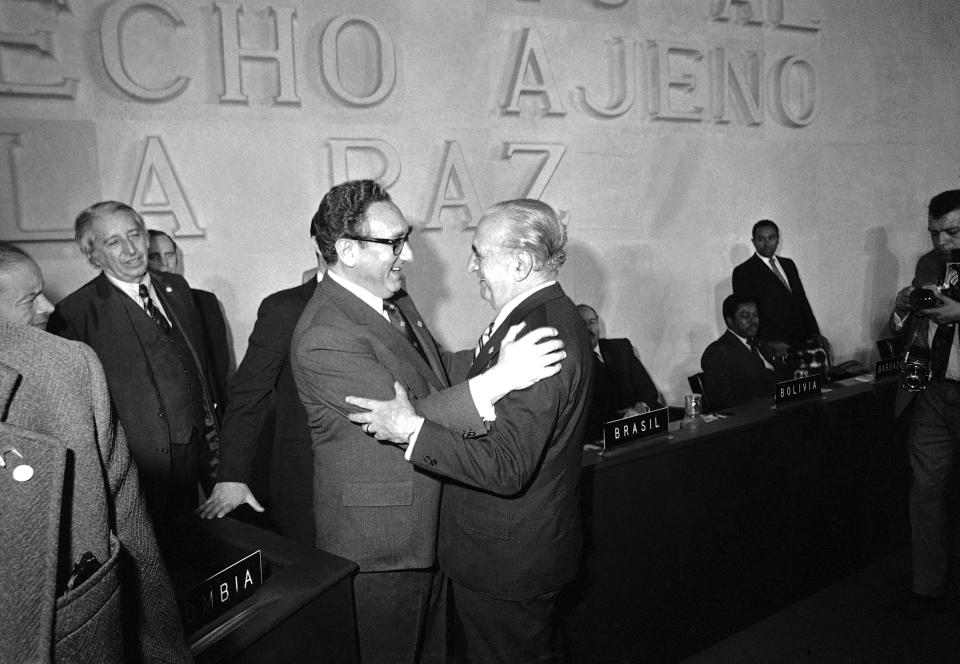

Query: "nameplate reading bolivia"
left=775, top=374, right=822, bottom=406
left=874, top=357, right=904, bottom=380
left=181, top=550, right=262, bottom=633
left=602, top=407, right=669, bottom=451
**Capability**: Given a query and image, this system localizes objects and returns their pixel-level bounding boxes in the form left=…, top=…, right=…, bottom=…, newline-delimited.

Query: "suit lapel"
left=320, top=278, right=446, bottom=391
left=752, top=255, right=790, bottom=295
left=393, top=292, right=448, bottom=384
left=468, top=283, right=564, bottom=378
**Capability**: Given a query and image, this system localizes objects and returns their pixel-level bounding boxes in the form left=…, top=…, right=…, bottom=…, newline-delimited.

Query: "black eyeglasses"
left=344, top=230, right=411, bottom=256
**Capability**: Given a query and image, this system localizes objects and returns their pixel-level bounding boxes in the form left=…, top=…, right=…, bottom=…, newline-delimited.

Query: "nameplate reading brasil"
left=602, top=407, right=669, bottom=451
left=874, top=357, right=904, bottom=380
left=180, top=549, right=263, bottom=633
left=775, top=374, right=822, bottom=406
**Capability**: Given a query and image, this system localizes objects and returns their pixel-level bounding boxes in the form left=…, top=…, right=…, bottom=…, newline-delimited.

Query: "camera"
left=900, top=351, right=931, bottom=392
left=910, top=288, right=942, bottom=310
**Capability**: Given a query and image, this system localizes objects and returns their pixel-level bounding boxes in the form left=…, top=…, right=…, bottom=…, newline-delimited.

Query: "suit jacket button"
left=465, top=431, right=476, bottom=438
left=157, top=409, right=165, bottom=418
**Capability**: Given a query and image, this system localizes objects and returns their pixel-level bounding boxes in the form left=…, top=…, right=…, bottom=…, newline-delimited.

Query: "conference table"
left=566, top=375, right=908, bottom=663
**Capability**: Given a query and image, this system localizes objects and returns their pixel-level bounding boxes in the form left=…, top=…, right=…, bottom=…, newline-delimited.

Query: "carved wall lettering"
left=131, top=136, right=204, bottom=236
left=216, top=2, right=299, bottom=105
left=578, top=37, right=636, bottom=117
left=771, top=55, right=817, bottom=126
left=0, top=27, right=78, bottom=98
left=710, top=0, right=763, bottom=26
left=503, top=28, right=566, bottom=116
left=503, top=142, right=565, bottom=200
left=0, top=132, right=22, bottom=238
left=321, top=15, right=396, bottom=106
left=328, top=138, right=401, bottom=187
left=100, top=0, right=189, bottom=101
left=711, top=47, right=763, bottom=125
left=768, top=0, right=821, bottom=32
left=425, top=141, right=483, bottom=230
left=647, top=41, right=705, bottom=121
left=710, top=0, right=820, bottom=31
left=0, top=120, right=101, bottom=241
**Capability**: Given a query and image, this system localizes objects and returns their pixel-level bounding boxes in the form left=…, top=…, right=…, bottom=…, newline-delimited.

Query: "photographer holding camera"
left=888, top=189, right=960, bottom=618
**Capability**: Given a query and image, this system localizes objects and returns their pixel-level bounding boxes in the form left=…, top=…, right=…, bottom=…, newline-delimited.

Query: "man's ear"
left=514, top=250, right=534, bottom=281
left=335, top=238, right=358, bottom=268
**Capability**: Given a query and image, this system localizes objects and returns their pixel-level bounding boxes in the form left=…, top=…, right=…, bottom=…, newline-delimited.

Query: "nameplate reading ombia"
left=602, top=407, right=669, bottom=452
left=180, top=549, right=263, bottom=633
left=775, top=374, right=822, bottom=406
left=874, top=357, right=904, bottom=380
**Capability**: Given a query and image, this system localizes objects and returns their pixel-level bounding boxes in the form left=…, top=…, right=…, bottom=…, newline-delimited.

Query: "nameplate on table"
left=602, top=407, right=669, bottom=452
left=775, top=374, right=822, bottom=406
left=180, top=549, right=262, bottom=633
left=874, top=357, right=904, bottom=380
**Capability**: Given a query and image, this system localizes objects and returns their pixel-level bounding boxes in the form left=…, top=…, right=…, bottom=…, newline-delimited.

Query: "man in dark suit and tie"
left=48, top=200, right=220, bottom=535
left=148, top=229, right=232, bottom=418
left=701, top=294, right=783, bottom=411
left=290, top=182, right=563, bottom=663
left=732, top=219, right=827, bottom=355
left=577, top=303, right=663, bottom=440
left=197, top=219, right=323, bottom=547
left=888, top=189, right=960, bottom=617
left=348, top=199, right=593, bottom=663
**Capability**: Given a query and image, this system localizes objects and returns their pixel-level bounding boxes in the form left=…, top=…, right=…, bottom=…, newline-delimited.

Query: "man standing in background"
left=48, top=201, right=220, bottom=536
left=148, top=228, right=232, bottom=418
left=197, top=219, right=324, bottom=547
left=733, top=219, right=827, bottom=355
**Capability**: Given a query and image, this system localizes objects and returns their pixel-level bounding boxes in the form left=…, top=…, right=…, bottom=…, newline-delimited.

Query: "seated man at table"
left=701, top=294, right=783, bottom=411
left=577, top=303, right=664, bottom=440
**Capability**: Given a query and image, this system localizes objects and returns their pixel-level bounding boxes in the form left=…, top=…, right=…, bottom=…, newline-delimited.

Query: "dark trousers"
left=450, top=580, right=563, bottom=664
left=908, top=379, right=960, bottom=596
left=353, top=568, right=445, bottom=664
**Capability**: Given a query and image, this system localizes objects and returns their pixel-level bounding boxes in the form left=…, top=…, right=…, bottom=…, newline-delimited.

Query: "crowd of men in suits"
left=4, top=187, right=960, bottom=661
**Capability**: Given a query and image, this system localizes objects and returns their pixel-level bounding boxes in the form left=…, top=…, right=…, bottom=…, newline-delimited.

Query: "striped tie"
left=768, top=258, right=791, bottom=292
left=474, top=321, right=495, bottom=359
left=139, top=284, right=171, bottom=335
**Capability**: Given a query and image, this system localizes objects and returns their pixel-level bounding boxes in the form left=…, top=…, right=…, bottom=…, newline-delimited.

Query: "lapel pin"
left=164, top=285, right=173, bottom=293
left=416, top=320, right=423, bottom=328
left=12, top=464, right=33, bottom=482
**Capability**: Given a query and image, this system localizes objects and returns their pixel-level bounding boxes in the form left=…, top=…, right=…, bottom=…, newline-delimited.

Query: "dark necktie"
left=384, top=300, right=428, bottom=363
left=749, top=339, right=768, bottom=369
left=139, top=284, right=171, bottom=335
left=931, top=323, right=955, bottom=380
left=768, top=257, right=791, bottom=291
left=475, top=321, right=495, bottom=359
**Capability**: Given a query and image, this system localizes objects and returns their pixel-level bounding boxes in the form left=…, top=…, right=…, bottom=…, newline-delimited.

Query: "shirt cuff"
left=403, top=417, right=426, bottom=461
left=892, top=310, right=907, bottom=331
left=467, top=376, right=497, bottom=422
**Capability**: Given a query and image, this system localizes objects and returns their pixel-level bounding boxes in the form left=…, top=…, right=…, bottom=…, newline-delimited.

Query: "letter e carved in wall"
left=0, top=9, right=78, bottom=98
left=328, top=139, right=401, bottom=188
left=424, top=141, right=483, bottom=230
left=131, top=136, right=204, bottom=237
left=321, top=15, right=396, bottom=106
left=101, top=0, right=190, bottom=101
